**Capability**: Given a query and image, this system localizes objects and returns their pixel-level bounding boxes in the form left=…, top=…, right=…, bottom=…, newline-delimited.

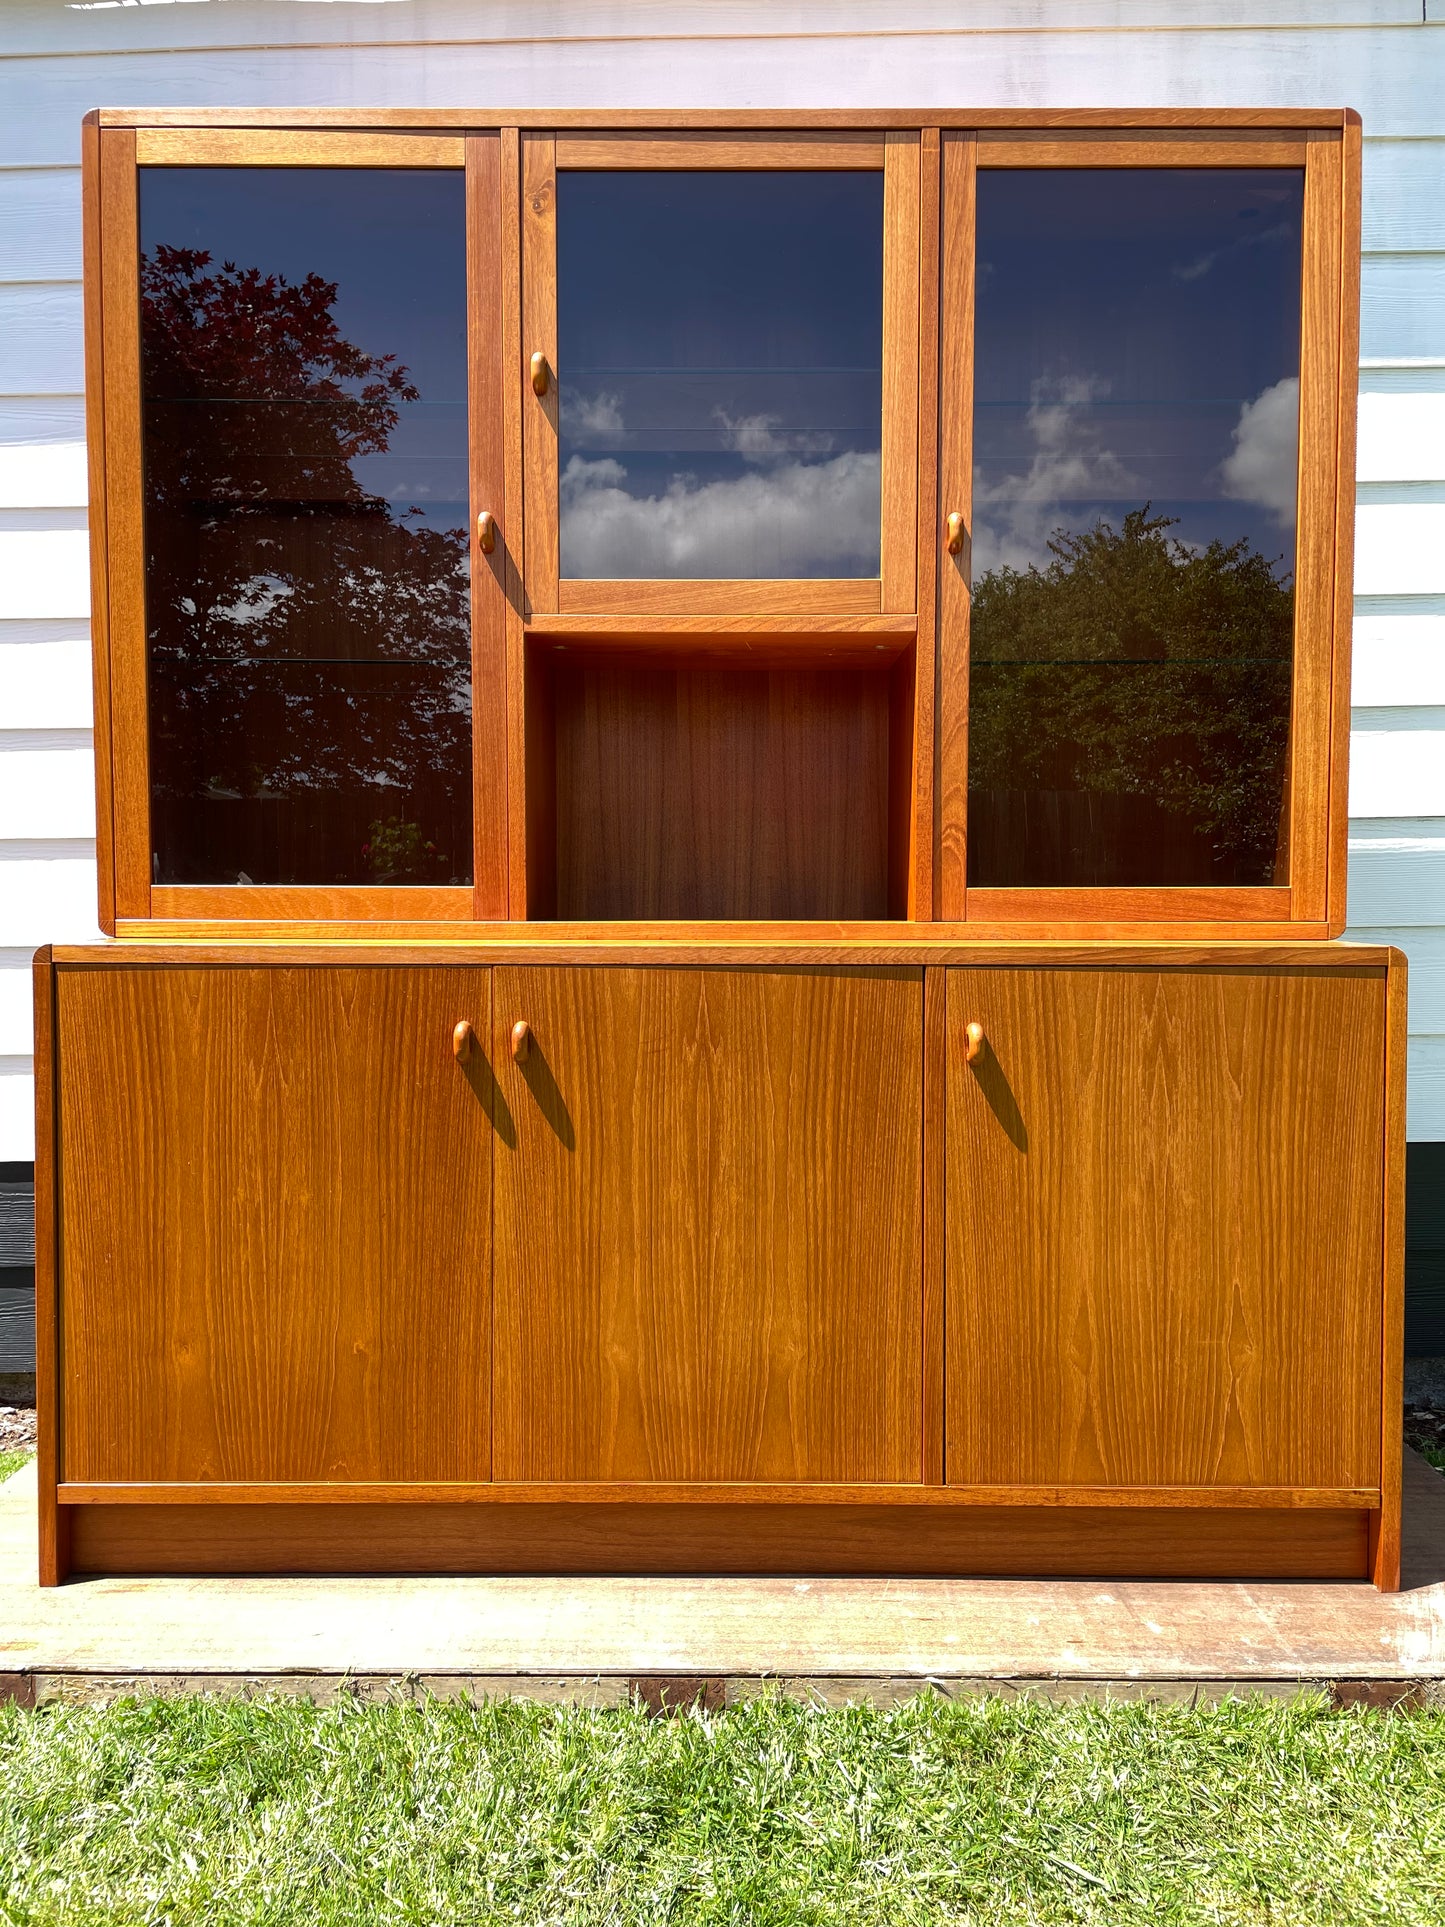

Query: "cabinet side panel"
left=56, top=966, right=492, bottom=1483
left=492, top=966, right=923, bottom=1484
left=33, top=951, right=69, bottom=1585
left=946, top=967, right=1386, bottom=1491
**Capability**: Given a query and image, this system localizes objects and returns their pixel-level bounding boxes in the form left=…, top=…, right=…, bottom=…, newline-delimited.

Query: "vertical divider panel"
left=1288, top=131, right=1345, bottom=924
left=910, top=129, right=941, bottom=921
left=936, top=134, right=976, bottom=920
left=467, top=135, right=510, bottom=919
left=98, top=130, right=151, bottom=920
left=881, top=134, right=921, bottom=615
left=500, top=128, right=528, bottom=919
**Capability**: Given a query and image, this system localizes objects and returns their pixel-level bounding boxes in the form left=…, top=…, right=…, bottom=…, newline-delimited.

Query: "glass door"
left=520, top=133, right=920, bottom=617
left=938, top=129, right=1348, bottom=928
left=102, top=130, right=507, bottom=920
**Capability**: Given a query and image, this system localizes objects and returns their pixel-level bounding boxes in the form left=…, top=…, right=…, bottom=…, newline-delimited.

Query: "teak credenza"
left=37, top=109, right=1405, bottom=1587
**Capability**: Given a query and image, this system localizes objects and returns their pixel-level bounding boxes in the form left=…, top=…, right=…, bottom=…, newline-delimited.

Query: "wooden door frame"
left=936, top=125, right=1359, bottom=934
left=84, top=122, right=509, bottom=928
left=516, top=130, right=922, bottom=622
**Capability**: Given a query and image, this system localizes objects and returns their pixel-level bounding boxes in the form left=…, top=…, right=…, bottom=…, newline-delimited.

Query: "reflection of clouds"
left=973, top=373, right=1140, bottom=574
left=560, top=388, right=625, bottom=444
left=1172, top=219, right=1297, bottom=284
left=1219, top=375, right=1299, bottom=525
left=559, top=448, right=880, bottom=578
left=712, top=407, right=837, bottom=464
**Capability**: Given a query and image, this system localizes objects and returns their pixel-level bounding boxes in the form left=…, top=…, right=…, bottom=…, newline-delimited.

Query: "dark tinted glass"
left=557, top=170, right=883, bottom=579
left=967, top=169, right=1304, bottom=889
left=140, top=167, right=471, bottom=886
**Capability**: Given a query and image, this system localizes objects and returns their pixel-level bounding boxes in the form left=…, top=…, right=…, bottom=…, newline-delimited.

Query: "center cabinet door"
left=491, top=966, right=924, bottom=1484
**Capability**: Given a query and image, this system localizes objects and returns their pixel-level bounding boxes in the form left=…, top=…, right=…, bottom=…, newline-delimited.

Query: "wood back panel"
left=548, top=657, right=901, bottom=921
left=491, top=965, right=924, bottom=1483
left=56, top=966, right=494, bottom=1483
left=945, top=966, right=1386, bottom=1491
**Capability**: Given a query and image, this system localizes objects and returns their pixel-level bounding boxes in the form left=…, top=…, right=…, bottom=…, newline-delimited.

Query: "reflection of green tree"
left=140, top=244, right=470, bottom=884
left=969, top=509, right=1293, bottom=882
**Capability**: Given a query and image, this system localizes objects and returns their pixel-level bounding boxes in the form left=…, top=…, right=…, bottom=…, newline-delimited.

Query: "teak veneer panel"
left=547, top=658, right=902, bottom=922
left=69, top=1501, right=1368, bottom=1581
left=490, top=965, right=924, bottom=1484
left=56, top=967, right=493, bottom=1484
left=945, top=967, right=1386, bottom=1492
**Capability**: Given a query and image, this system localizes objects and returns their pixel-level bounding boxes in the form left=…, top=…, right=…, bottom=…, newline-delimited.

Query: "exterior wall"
left=1, top=0, right=1443, bottom=1161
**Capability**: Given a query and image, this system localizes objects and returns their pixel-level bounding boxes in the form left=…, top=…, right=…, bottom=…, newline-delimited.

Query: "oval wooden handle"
left=945, top=511, right=965, bottom=556
left=511, top=1019, right=531, bottom=1063
left=965, top=1021, right=985, bottom=1064
left=476, top=510, right=497, bottom=554
left=452, top=1019, right=474, bottom=1064
left=530, top=351, right=550, bottom=396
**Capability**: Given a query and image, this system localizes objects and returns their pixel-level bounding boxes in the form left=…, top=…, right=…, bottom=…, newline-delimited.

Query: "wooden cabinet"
left=55, top=965, right=493, bottom=1484
left=944, top=966, right=1388, bottom=1495
left=490, top=966, right=925, bottom=1483
left=40, top=947, right=1401, bottom=1589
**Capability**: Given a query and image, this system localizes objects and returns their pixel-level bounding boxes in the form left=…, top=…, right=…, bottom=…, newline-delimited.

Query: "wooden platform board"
left=3, top=1454, right=1443, bottom=1706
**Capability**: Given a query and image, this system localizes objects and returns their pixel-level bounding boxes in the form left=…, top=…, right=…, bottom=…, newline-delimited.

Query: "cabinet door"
left=492, top=966, right=923, bottom=1483
left=58, top=967, right=492, bottom=1483
left=946, top=968, right=1385, bottom=1491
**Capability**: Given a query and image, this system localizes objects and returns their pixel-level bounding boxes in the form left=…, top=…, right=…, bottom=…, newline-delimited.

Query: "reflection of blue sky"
left=139, top=168, right=468, bottom=534
left=973, top=169, right=1304, bottom=577
left=559, top=171, right=883, bottom=577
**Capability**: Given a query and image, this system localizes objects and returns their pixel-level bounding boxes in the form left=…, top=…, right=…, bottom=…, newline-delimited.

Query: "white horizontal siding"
left=0, top=2, right=1427, bottom=59
left=1362, top=140, right=1445, bottom=250
left=0, top=2, right=1442, bottom=1156
left=1349, top=718, right=1445, bottom=818
left=0, top=168, right=79, bottom=284
left=0, top=1063, right=35, bottom=1165
left=0, top=638, right=94, bottom=728
left=0, top=526, right=90, bottom=621
left=0, top=740, right=95, bottom=841
left=1352, top=609, right=1445, bottom=705
left=0, top=286, right=83, bottom=394
left=1357, top=382, right=1445, bottom=481
left=1407, top=1039, right=1445, bottom=1140
left=1355, top=503, right=1445, bottom=595
left=1360, top=255, right=1445, bottom=362
left=1, top=29, right=1443, bottom=174
left=0, top=953, right=35, bottom=1059
left=0, top=442, right=87, bottom=510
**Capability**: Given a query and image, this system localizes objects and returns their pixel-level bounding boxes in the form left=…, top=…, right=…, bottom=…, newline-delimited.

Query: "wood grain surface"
left=491, top=966, right=924, bottom=1484
left=56, top=967, right=495, bottom=1484
left=69, top=1501, right=1368, bottom=1581
left=946, top=966, right=1387, bottom=1492
left=547, top=659, right=900, bottom=921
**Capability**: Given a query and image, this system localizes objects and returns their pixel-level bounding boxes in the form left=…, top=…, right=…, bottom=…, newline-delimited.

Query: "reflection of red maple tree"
left=140, top=244, right=470, bottom=885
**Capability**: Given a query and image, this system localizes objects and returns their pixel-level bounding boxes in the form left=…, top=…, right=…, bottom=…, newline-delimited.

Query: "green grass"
left=0, top=1447, right=32, bottom=1483
left=1418, top=1442, right=1445, bottom=1474
left=1, top=1691, right=1443, bottom=1924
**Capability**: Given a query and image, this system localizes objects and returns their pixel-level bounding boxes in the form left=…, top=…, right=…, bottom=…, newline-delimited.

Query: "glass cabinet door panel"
left=967, top=169, right=1304, bottom=890
left=139, top=167, right=472, bottom=886
left=557, top=170, right=883, bottom=580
